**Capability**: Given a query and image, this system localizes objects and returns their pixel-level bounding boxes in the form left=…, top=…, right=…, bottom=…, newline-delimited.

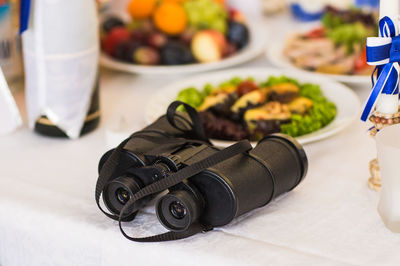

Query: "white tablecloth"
left=1, top=16, right=400, bottom=266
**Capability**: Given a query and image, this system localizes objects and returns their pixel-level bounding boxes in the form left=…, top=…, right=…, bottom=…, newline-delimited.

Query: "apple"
left=191, top=30, right=227, bottom=63
left=229, top=8, right=246, bottom=23
left=103, top=27, right=131, bottom=56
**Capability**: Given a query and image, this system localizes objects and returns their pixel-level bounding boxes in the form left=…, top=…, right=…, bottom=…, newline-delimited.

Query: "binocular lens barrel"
left=156, top=190, right=203, bottom=232
left=103, top=176, right=143, bottom=216
left=251, top=134, right=308, bottom=196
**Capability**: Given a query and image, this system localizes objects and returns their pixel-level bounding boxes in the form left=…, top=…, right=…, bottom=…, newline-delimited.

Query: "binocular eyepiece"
left=96, top=102, right=308, bottom=240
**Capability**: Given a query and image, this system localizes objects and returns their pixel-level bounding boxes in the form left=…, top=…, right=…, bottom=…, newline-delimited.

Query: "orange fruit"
left=127, top=0, right=156, bottom=19
left=153, top=3, right=187, bottom=35
left=162, top=0, right=186, bottom=2
left=213, top=0, right=225, bottom=5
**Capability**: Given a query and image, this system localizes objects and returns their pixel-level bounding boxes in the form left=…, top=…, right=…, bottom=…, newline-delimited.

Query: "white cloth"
left=1, top=66, right=400, bottom=266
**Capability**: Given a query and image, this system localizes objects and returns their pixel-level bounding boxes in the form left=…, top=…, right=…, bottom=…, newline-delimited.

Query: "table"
left=2, top=19, right=400, bottom=266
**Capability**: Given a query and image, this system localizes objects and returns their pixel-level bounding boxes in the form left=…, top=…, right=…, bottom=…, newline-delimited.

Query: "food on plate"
left=102, top=17, right=125, bottom=33
left=183, top=0, right=228, bottom=33
left=127, top=0, right=156, bottom=19
left=191, top=30, right=227, bottom=62
left=161, top=42, right=195, bottom=65
left=133, top=47, right=160, bottom=65
left=102, top=27, right=132, bottom=56
left=227, top=21, right=249, bottom=49
left=283, top=6, right=377, bottom=75
left=153, top=2, right=187, bottom=35
left=175, top=76, right=337, bottom=141
left=101, top=0, right=250, bottom=66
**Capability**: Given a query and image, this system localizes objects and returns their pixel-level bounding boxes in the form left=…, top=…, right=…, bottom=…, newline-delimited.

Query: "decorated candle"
left=375, top=0, right=399, bottom=115
left=361, top=0, right=400, bottom=121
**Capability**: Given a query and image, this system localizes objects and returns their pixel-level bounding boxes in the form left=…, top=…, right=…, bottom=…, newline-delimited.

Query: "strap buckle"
left=202, top=225, right=214, bottom=233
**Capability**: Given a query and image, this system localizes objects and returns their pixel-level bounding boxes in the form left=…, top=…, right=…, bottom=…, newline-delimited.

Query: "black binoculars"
left=95, top=102, right=308, bottom=242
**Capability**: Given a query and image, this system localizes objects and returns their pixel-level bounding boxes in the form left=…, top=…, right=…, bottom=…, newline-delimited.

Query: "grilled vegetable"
left=288, top=97, right=313, bottom=115
left=268, top=83, right=299, bottom=103
left=231, top=90, right=265, bottom=120
left=198, top=92, right=237, bottom=117
left=244, top=102, right=291, bottom=140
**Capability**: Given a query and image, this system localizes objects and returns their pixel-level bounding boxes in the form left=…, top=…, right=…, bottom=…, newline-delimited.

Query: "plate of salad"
left=99, top=0, right=267, bottom=75
left=145, top=68, right=360, bottom=145
left=267, top=6, right=377, bottom=84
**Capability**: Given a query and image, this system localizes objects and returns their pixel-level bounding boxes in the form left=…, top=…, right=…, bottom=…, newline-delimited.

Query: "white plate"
left=145, top=68, right=361, bottom=145
left=266, top=34, right=371, bottom=85
left=100, top=20, right=268, bottom=75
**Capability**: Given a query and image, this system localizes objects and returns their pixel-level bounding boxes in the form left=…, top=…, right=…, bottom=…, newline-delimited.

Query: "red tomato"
left=355, top=47, right=368, bottom=71
left=306, top=27, right=325, bottom=39
left=237, top=81, right=258, bottom=97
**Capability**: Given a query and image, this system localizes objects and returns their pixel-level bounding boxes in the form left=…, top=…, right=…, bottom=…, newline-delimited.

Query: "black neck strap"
left=118, top=140, right=252, bottom=242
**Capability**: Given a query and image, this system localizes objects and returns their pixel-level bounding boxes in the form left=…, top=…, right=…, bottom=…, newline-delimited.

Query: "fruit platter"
left=268, top=6, right=377, bottom=84
left=145, top=68, right=360, bottom=145
left=100, top=0, right=267, bottom=74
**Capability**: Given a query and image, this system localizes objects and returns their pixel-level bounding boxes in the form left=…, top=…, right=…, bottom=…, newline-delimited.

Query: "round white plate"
left=100, top=20, right=268, bottom=75
left=266, top=35, right=371, bottom=85
left=145, top=67, right=361, bottom=145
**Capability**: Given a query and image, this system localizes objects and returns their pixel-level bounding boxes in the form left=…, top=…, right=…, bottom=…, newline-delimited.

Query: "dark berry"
left=227, top=21, right=249, bottom=49
left=147, top=32, right=168, bottom=49
left=133, top=46, right=160, bottom=65
left=102, top=17, right=125, bottom=33
left=131, top=30, right=148, bottom=44
left=114, top=40, right=141, bottom=62
left=161, top=42, right=195, bottom=65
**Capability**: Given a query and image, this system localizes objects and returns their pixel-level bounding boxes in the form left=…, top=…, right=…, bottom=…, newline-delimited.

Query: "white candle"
left=376, top=0, right=400, bottom=115
left=379, top=0, right=399, bottom=28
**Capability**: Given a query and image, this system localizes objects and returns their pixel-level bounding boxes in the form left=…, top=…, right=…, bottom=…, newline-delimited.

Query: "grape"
left=183, top=0, right=228, bottom=34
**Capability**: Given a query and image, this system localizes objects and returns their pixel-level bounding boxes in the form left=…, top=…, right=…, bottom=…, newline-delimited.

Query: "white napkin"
left=0, top=67, right=22, bottom=135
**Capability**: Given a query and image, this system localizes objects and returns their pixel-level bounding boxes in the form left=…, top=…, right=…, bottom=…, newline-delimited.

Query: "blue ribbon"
left=380, top=16, right=396, bottom=37
left=19, top=0, right=31, bottom=34
left=361, top=16, right=400, bottom=121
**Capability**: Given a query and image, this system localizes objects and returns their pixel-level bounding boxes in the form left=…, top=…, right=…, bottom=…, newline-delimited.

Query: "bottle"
left=34, top=78, right=100, bottom=137
left=0, top=0, right=22, bottom=83
left=21, top=0, right=100, bottom=138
